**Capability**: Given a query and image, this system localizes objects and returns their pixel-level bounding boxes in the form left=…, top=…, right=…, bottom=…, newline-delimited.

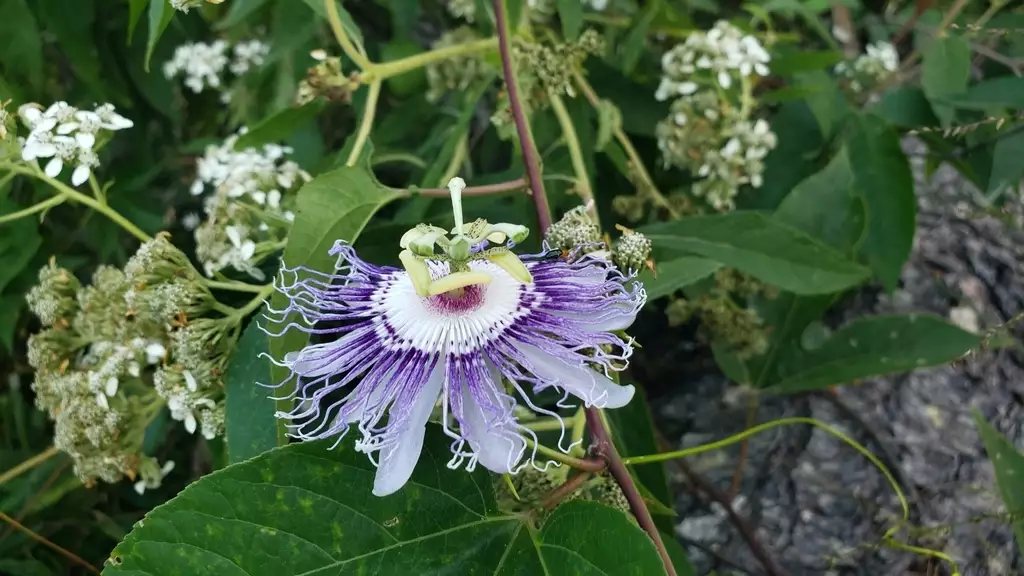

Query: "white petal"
left=134, top=481, right=147, bottom=495
left=22, top=107, right=42, bottom=124
left=718, top=70, right=732, bottom=88
left=37, top=117, right=57, bottom=132
left=44, top=157, right=63, bottom=178
left=95, top=393, right=109, bottom=410
left=459, top=377, right=525, bottom=474
left=225, top=225, right=242, bottom=247
left=76, top=132, right=96, bottom=149
left=160, top=460, right=176, bottom=476
left=184, top=370, right=198, bottom=392
left=57, top=122, right=79, bottom=135
left=520, top=344, right=635, bottom=409
left=105, top=377, right=119, bottom=397
left=71, top=165, right=90, bottom=186
left=146, top=343, right=166, bottom=364
left=372, top=363, right=444, bottom=497
left=184, top=412, right=197, bottom=434
left=239, top=240, right=256, bottom=261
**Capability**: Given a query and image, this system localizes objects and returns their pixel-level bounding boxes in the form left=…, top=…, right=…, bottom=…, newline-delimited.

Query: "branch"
left=542, top=471, right=593, bottom=509
left=493, top=0, right=551, bottom=233
left=587, top=408, right=678, bottom=576
left=398, top=178, right=529, bottom=198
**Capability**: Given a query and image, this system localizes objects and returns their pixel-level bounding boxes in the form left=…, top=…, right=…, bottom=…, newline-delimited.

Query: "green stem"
left=203, top=279, right=271, bottom=294
left=623, top=416, right=909, bottom=520
left=229, top=285, right=275, bottom=323
left=88, top=172, right=106, bottom=205
left=526, top=439, right=606, bottom=472
left=9, top=165, right=151, bottom=242
left=438, top=133, right=468, bottom=186
left=571, top=71, right=681, bottom=219
left=548, top=92, right=598, bottom=222
left=372, top=152, right=427, bottom=169
left=325, top=0, right=372, bottom=71
left=0, top=194, right=67, bottom=224
left=0, top=446, right=61, bottom=486
left=371, top=38, right=498, bottom=80
left=523, top=418, right=568, bottom=432
left=346, top=80, right=381, bottom=167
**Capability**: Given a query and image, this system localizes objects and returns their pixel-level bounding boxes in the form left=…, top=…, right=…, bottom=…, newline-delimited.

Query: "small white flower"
left=184, top=411, right=197, bottom=434
left=183, top=370, right=198, bottom=392
left=104, top=377, right=119, bottom=397
left=145, top=342, right=166, bottom=365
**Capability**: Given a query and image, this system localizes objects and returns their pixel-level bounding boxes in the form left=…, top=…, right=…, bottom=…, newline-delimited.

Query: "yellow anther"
left=427, top=271, right=492, bottom=296
left=486, top=251, right=533, bottom=284
left=399, top=250, right=433, bottom=297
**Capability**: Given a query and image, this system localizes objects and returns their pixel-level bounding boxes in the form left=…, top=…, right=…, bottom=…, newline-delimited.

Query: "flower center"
left=427, top=283, right=485, bottom=314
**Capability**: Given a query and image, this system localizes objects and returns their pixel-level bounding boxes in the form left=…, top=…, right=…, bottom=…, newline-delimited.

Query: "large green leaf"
left=619, top=0, right=661, bottom=74
left=267, top=166, right=399, bottom=437
left=0, top=198, right=43, bottom=294
left=639, top=212, right=871, bottom=295
left=944, top=76, right=1024, bottom=111
left=921, top=34, right=971, bottom=127
left=769, top=314, right=979, bottom=393
left=845, top=113, right=915, bottom=293
left=299, top=0, right=364, bottom=45
left=225, top=322, right=278, bottom=464
left=145, top=0, right=175, bottom=72
left=36, top=0, right=106, bottom=99
left=234, top=102, right=326, bottom=150
left=105, top=426, right=667, bottom=575
left=217, top=0, right=274, bottom=29
left=556, top=0, right=583, bottom=40
left=775, top=147, right=864, bottom=254
left=974, top=412, right=1024, bottom=555
left=639, top=257, right=722, bottom=300
left=739, top=100, right=825, bottom=210
left=869, top=87, right=939, bottom=128
left=127, top=0, right=148, bottom=43
left=739, top=292, right=836, bottom=388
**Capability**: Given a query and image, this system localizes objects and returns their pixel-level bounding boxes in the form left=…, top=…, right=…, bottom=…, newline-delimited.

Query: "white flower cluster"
left=190, top=129, right=308, bottom=279
left=656, top=20, right=770, bottom=100
left=17, top=102, right=132, bottom=186
left=26, top=238, right=232, bottom=486
left=163, top=39, right=269, bottom=100
left=169, top=0, right=223, bottom=13
left=655, top=21, right=777, bottom=211
left=835, top=41, right=899, bottom=93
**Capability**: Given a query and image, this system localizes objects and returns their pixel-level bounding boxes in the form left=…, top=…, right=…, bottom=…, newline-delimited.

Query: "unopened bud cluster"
left=25, top=237, right=237, bottom=488
left=295, top=50, right=357, bottom=105
left=491, top=30, right=604, bottom=136
left=654, top=21, right=777, bottom=211
left=426, top=28, right=497, bottom=103
left=544, top=205, right=602, bottom=253
left=834, top=41, right=899, bottom=93
left=665, top=269, right=777, bottom=359
left=190, top=129, right=310, bottom=280
left=169, top=0, right=223, bottom=13
left=164, top=38, right=269, bottom=103
left=612, top=230, right=652, bottom=272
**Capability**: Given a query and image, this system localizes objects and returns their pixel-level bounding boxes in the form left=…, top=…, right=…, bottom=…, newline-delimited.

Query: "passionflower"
left=265, top=178, right=645, bottom=496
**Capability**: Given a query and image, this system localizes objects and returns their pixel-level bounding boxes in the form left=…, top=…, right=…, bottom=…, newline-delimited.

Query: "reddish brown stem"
left=542, top=471, right=593, bottom=509
left=404, top=177, right=529, bottom=198
left=0, top=510, right=100, bottom=574
left=493, top=0, right=551, bottom=233
left=587, top=408, right=678, bottom=576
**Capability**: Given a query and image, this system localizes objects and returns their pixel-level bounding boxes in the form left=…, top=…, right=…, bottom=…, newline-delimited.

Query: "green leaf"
left=921, top=34, right=971, bottom=127
left=775, top=147, right=864, bottom=253
left=0, top=559, right=52, bottom=576
left=234, top=102, right=326, bottom=150
left=0, top=295, right=21, bottom=354
left=145, top=0, right=175, bottom=72
left=620, top=0, right=661, bottom=74
left=299, top=0, right=364, bottom=45
left=267, top=166, right=399, bottom=431
left=106, top=426, right=666, bottom=575
left=974, top=412, right=1024, bottom=555
left=639, top=257, right=722, bottom=300
left=585, top=60, right=668, bottom=138
left=794, top=70, right=848, bottom=141
left=218, top=0, right=274, bottom=29
left=128, top=0, right=148, bottom=43
left=769, top=314, right=979, bottom=393
left=37, top=0, right=106, bottom=99
left=0, top=0, right=43, bottom=90
left=770, top=49, right=843, bottom=76
left=845, top=113, right=916, bottom=292
left=986, top=130, right=1024, bottom=199
left=557, top=0, right=584, bottom=41
left=739, top=100, right=824, bottom=210
left=225, top=322, right=278, bottom=464
left=869, top=87, right=940, bottom=128
left=639, top=212, right=871, bottom=295
left=945, top=76, right=1024, bottom=110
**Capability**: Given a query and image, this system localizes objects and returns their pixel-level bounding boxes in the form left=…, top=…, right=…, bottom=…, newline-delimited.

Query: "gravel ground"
left=645, top=140, right=1024, bottom=576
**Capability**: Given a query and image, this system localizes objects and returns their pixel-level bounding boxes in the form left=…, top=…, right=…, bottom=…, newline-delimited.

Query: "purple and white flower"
left=265, top=233, right=645, bottom=496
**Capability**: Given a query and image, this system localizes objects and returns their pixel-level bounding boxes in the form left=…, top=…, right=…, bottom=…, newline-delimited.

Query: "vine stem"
left=0, top=510, right=100, bottom=574
left=372, top=38, right=498, bottom=80
left=494, top=0, right=551, bottom=233
left=346, top=79, right=381, bottom=167
left=7, top=165, right=151, bottom=242
left=202, top=279, right=270, bottom=294
left=548, top=93, right=597, bottom=222
left=324, top=0, right=371, bottom=71
left=0, top=194, right=66, bottom=224
left=0, top=446, right=61, bottom=486
left=586, top=408, right=678, bottom=576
